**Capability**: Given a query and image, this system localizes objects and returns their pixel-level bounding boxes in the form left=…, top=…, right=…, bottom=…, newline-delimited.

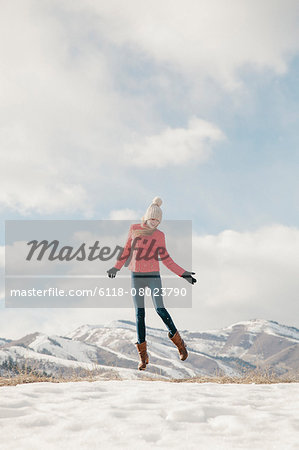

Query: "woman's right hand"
left=107, top=267, right=119, bottom=278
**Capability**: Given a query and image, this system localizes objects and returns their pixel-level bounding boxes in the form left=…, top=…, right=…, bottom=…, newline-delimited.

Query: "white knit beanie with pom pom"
left=142, top=197, right=163, bottom=223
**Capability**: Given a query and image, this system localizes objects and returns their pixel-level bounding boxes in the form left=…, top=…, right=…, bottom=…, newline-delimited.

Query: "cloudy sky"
left=1, top=0, right=299, bottom=339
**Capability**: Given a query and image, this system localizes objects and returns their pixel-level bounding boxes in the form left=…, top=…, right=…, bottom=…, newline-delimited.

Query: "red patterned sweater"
left=114, top=223, right=185, bottom=276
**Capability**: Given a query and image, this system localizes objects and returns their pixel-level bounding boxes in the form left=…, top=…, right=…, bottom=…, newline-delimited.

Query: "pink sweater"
left=114, top=223, right=185, bottom=276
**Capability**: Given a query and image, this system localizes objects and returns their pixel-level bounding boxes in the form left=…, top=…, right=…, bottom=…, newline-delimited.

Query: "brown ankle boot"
left=168, top=331, right=188, bottom=361
left=135, top=341, right=149, bottom=370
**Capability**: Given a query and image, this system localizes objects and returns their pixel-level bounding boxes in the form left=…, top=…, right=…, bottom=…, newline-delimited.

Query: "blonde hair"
left=132, top=218, right=157, bottom=238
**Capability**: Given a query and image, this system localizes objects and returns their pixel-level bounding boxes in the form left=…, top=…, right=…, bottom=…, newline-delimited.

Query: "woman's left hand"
left=181, top=271, right=197, bottom=285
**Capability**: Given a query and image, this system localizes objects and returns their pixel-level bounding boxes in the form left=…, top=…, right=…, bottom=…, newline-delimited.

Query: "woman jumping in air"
left=107, top=197, right=197, bottom=370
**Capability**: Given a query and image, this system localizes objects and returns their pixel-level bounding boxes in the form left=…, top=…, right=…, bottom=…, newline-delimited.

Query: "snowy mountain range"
left=1, top=319, right=299, bottom=380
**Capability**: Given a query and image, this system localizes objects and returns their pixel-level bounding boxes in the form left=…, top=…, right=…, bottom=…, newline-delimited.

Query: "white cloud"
left=182, top=224, right=299, bottom=330
left=1, top=0, right=298, bottom=215
left=123, top=118, right=225, bottom=168
left=0, top=1, right=132, bottom=216
left=86, top=0, right=299, bottom=89
left=109, top=209, right=141, bottom=220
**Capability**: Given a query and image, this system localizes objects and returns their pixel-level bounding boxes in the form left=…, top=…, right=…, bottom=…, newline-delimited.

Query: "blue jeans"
left=131, top=271, right=177, bottom=343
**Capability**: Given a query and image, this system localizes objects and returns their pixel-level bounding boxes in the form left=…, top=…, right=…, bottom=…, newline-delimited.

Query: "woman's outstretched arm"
left=114, top=225, right=133, bottom=270
left=107, top=225, right=133, bottom=278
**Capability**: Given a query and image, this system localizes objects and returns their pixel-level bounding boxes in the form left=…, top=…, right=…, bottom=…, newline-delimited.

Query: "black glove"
left=107, top=267, right=119, bottom=278
left=181, top=271, right=197, bottom=285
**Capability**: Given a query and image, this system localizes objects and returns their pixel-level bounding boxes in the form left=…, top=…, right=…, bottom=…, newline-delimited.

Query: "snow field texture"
left=0, top=380, right=298, bottom=449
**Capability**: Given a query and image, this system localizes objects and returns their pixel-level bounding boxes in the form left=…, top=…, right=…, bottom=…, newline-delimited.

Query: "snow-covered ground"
left=0, top=381, right=298, bottom=449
